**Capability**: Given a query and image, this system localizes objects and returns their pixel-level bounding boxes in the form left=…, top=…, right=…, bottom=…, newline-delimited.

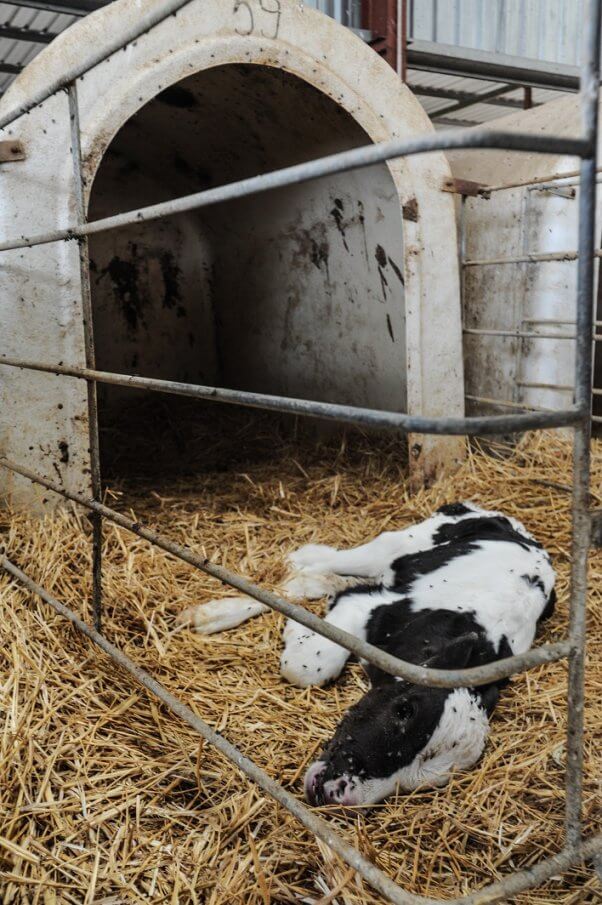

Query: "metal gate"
left=0, top=1, right=600, bottom=901
left=456, top=170, right=602, bottom=425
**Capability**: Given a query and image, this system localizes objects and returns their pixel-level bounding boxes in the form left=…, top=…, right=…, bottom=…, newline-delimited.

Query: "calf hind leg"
left=177, top=598, right=269, bottom=634
left=288, top=531, right=408, bottom=579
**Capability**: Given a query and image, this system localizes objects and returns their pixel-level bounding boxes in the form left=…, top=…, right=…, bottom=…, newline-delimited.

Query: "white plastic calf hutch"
left=448, top=95, right=602, bottom=425
left=0, top=0, right=465, bottom=511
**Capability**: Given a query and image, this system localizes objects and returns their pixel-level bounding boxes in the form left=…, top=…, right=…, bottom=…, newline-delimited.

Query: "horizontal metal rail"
left=1, top=555, right=599, bottom=905
left=464, top=328, right=602, bottom=342
left=464, top=249, right=602, bottom=267
left=0, top=130, right=588, bottom=255
left=465, top=329, right=575, bottom=340
left=465, top=394, right=558, bottom=414
left=0, top=455, right=572, bottom=688
left=472, top=165, right=602, bottom=195
left=522, top=320, right=602, bottom=327
left=518, top=381, right=575, bottom=392
left=0, top=356, right=585, bottom=437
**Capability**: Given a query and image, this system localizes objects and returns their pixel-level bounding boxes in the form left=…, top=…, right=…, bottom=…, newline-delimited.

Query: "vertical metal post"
left=68, top=80, right=103, bottom=633
left=565, top=0, right=601, bottom=846
left=458, top=194, right=467, bottom=327
left=513, top=188, right=533, bottom=405
left=396, top=0, right=408, bottom=81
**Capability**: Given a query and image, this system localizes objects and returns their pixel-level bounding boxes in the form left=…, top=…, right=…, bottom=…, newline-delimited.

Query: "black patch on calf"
left=389, top=541, right=480, bottom=594
left=365, top=607, right=499, bottom=687
left=316, top=682, right=448, bottom=790
left=327, top=582, right=385, bottom=611
left=437, top=502, right=473, bottom=517
left=312, top=611, right=502, bottom=795
left=538, top=587, right=556, bottom=623
left=521, top=573, right=545, bottom=595
left=433, top=516, right=540, bottom=551
left=387, top=516, right=541, bottom=594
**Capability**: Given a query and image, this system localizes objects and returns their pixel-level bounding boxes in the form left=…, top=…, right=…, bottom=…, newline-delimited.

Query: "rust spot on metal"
left=402, top=198, right=419, bottom=221
left=441, top=177, right=491, bottom=199
left=0, top=140, right=25, bottom=163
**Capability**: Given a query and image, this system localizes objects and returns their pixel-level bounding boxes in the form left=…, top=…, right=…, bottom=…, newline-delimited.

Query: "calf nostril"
left=337, top=779, right=348, bottom=798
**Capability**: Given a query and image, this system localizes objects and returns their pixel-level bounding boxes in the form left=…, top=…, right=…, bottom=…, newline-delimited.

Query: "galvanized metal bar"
left=513, top=188, right=534, bottom=407
left=465, top=395, right=557, bottom=414
left=0, top=0, right=198, bottom=132
left=464, top=329, right=584, bottom=340
left=68, top=81, right=103, bottom=634
left=530, top=174, right=602, bottom=192
left=523, top=319, right=578, bottom=325
left=464, top=250, right=602, bottom=267
left=522, top=319, right=602, bottom=327
left=565, top=0, right=601, bottom=848
left=454, top=834, right=602, bottom=905
left=474, top=165, right=602, bottom=195
left=0, top=356, right=584, bottom=437
left=0, top=130, right=588, bottom=255
left=518, top=381, right=575, bottom=392
left=458, top=194, right=467, bottom=330
left=1, top=555, right=599, bottom=905
left=0, top=455, right=572, bottom=689
left=405, top=39, right=581, bottom=93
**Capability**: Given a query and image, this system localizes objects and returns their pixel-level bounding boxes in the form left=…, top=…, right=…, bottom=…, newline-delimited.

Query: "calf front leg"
left=280, top=589, right=381, bottom=688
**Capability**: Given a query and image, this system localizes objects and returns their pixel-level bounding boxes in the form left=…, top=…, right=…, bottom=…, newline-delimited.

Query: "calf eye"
left=395, top=701, right=414, bottom=721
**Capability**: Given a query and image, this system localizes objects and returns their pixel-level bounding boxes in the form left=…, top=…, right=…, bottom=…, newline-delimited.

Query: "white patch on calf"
left=282, top=571, right=361, bottom=601
left=401, top=540, right=555, bottom=654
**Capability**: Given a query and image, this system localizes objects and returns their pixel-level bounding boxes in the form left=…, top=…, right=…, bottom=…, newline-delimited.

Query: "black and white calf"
left=178, top=503, right=556, bottom=807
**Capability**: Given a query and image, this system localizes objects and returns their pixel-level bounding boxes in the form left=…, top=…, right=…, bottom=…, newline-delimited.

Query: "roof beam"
left=430, top=83, right=519, bottom=120
left=4, top=0, right=111, bottom=16
left=0, top=62, right=24, bottom=75
left=407, top=40, right=580, bottom=92
left=434, top=116, right=482, bottom=129
left=0, top=24, right=54, bottom=43
left=409, top=84, right=542, bottom=111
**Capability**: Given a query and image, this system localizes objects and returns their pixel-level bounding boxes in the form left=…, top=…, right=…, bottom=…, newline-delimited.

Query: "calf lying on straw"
left=178, top=503, right=556, bottom=806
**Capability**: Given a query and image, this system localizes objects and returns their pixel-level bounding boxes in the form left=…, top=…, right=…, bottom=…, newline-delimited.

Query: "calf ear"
left=423, top=631, right=479, bottom=669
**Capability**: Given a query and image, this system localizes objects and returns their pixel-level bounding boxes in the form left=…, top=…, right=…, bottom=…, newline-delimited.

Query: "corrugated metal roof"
left=0, top=0, right=576, bottom=127
left=407, top=68, right=568, bottom=127
left=0, top=3, right=77, bottom=94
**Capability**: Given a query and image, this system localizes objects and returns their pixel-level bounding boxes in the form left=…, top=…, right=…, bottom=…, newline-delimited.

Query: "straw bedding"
left=0, top=405, right=600, bottom=904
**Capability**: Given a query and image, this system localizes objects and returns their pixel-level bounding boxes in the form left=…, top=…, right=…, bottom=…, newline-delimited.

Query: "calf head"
left=305, top=633, right=491, bottom=807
